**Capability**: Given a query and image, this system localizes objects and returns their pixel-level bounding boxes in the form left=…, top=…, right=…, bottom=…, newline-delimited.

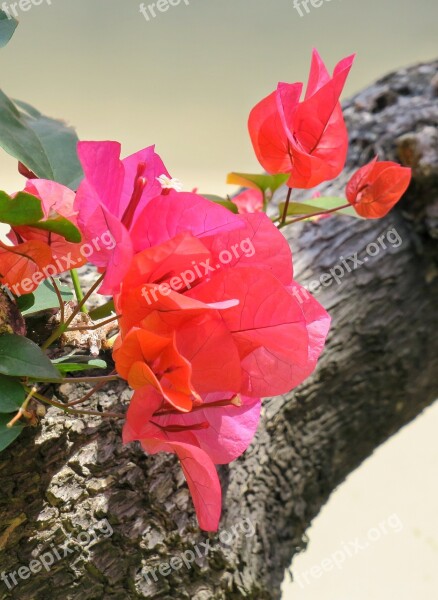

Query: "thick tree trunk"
left=0, top=60, right=437, bottom=600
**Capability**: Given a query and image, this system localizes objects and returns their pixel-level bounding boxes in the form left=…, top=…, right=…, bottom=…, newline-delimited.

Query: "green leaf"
left=0, top=191, right=44, bottom=226
left=202, top=195, right=238, bottom=214
left=19, top=279, right=74, bottom=316
left=0, top=10, right=18, bottom=49
left=0, top=375, right=25, bottom=413
left=55, top=359, right=107, bottom=375
left=0, top=191, right=81, bottom=241
left=279, top=197, right=359, bottom=219
left=88, top=300, right=115, bottom=321
left=0, top=334, right=60, bottom=379
left=31, top=214, right=82, bottom=243
left=0, top=414, right=24, bottom=452
left=0, top=92, right=83, bottom=189
left=227, top=172, right=289, bottom=194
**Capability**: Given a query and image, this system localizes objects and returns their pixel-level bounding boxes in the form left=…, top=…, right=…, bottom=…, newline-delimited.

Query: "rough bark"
left=0, top=60, right=437, bottom=600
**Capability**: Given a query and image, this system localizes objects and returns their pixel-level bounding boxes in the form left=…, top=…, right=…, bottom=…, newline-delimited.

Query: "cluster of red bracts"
left=248, top=49, right=411, bottom=213
left=0, top=49, right=412, bottom=531
left=110, top=193, right=330, bottom=530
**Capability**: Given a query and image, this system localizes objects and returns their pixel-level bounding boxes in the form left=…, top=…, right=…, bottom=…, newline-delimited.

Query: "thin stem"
left=66, top=373, right=116, bottom=407
left=7, top=385, right=37, bottom=428
left=66, top=382, right=108, bottom=407
left=50, top=277, right=65, bottom=324
left=70, top=269, right=87, bottom=313
left=279, top=203, right=351, bottom=228
left=280, top=187, right=293, bottom=226
left=67, top=314, right=121, bottom=332
left=24, top=387, right=124, bottom=420
left=41, top=273, right=105, bottom=350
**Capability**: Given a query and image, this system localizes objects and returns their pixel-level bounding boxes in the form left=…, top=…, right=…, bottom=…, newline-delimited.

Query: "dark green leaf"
left=0, top=10, right=18, bottom=49
left=0, top=375, right=25, bottom=413
left=0, top=414, right=24, bottom=452
left=0, top=191, right=44, bottom=226
left=19, top=279, right=74, bottom=316
left=0, top=334, right=60, bottom=379
left=89, top=300, right=115, bottom=321
left=0, top=92, right=83, bottom=189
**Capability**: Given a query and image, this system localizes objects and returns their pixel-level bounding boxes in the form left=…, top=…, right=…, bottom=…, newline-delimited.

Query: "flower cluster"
left=75, top=144, right=331, bottom=529
left=0, top=49, right=412, bottom=531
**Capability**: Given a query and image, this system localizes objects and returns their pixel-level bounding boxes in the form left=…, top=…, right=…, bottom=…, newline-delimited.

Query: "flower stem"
left=70, top=269, right=87, bottom=313
left=50, top=277, right=65, bottom=324
left=7, top=385, right=37, bottom=428
left=280, top=187, right=293, bottom=226
left=279, top=203, right=351, bottom=228
left=24, top=386, right=124, bottom=420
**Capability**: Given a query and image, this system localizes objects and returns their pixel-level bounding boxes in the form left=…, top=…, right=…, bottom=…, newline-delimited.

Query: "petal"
left=153, top=393, right=262, bottom=464
left=76, top=141, right=125, bottom=216
left=248, top=87, right=301, bottom=174
left=0, top=239, right=54, bottom=294
left=143, top=438, right=222, bottom=531
left=189, top=267, right=314, bottom=396
left=130, top=191, right=242, bottom=253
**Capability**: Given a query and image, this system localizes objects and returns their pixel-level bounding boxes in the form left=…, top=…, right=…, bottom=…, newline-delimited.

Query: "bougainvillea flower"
left=115, top=191, right=330, bottom=399
left=346, top=157, right=412, bottom=218
left=231, top=188, right=264, bottom=214
left=248, top=49, right=355, bottom=189
left=122, top=388, right=261, bottom=530
left=74, top=141, right=171, bottom=294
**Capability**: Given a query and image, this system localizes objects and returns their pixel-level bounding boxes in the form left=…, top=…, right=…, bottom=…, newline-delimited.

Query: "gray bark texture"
left=0, top=60, right=437, bottom=600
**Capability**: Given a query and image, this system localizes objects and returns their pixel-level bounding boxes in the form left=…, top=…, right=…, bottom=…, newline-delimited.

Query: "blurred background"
left=0, top=1, right=437, bottom=597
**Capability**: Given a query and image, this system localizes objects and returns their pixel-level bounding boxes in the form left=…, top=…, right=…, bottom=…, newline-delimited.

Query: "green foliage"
left=0, top=191, right=44, bottom=225
left=18, top=279, right=74, bottom=316
left=227, top=172, right=289, bottom=194
left=0, top=375, right=25, bottom=413
left=0, top=93, right=83, bottom=189
left=0, top=190, right=81, bottom=241
left=0, top=10, right=18, bottom=48
left=0, top=414, right=24, bottom=452
left=89, top=300, right=115, bottom=321
left=279, top=197, right=359, bottom=218
left=55, top=359, right=107, bottom=375
left=0, top=334, right=60, bottom=379
left=202, top=194, right=238, bottom=214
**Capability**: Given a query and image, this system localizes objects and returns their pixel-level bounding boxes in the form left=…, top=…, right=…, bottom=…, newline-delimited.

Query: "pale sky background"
left=0, top=1, right=437, bottom=597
